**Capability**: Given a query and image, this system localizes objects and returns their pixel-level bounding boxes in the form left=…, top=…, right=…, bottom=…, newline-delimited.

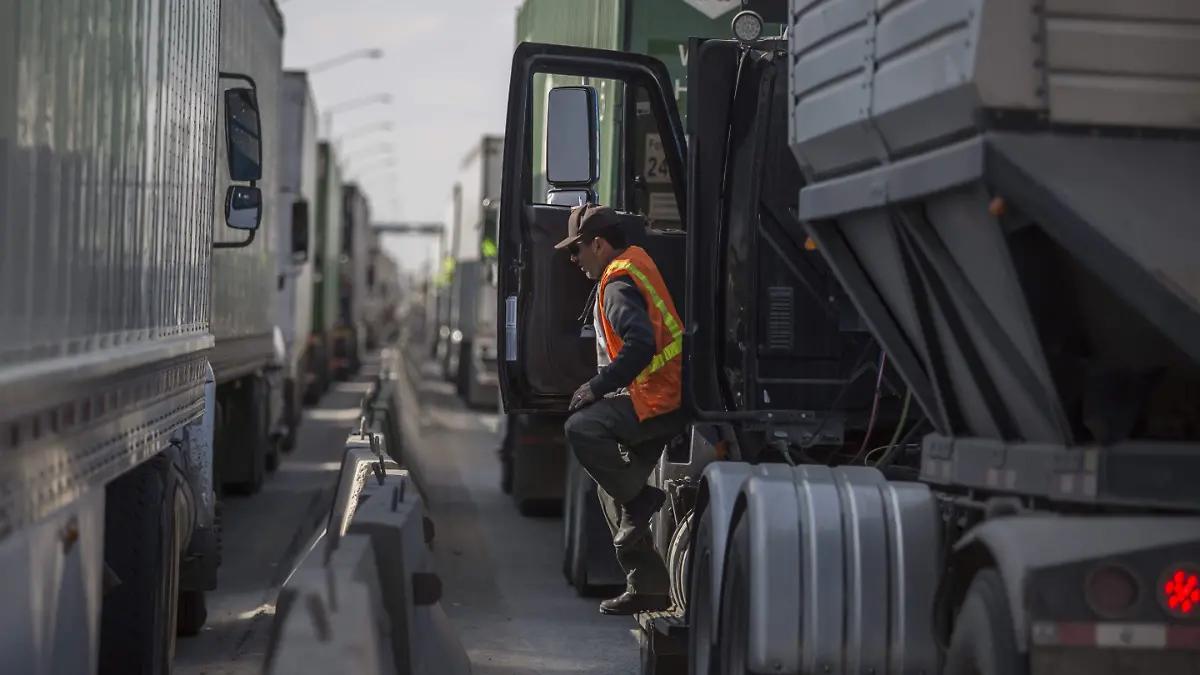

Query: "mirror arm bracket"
left=214, top=228, right=256, bottom=250
left=218, top=71, right=258, bottom=90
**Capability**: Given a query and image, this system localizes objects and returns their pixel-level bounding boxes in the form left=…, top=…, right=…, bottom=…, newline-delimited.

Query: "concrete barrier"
left=263, top=358, right=471, bottom=675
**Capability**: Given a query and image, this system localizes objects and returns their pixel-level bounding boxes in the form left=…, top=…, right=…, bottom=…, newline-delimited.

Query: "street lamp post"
left=321, top=92, right=392, bottom=138
left=343, top=143, right=395, bottom=167
left=334, top=121, right=394, bottom=151
left=300, top=48, right=384, bottom=75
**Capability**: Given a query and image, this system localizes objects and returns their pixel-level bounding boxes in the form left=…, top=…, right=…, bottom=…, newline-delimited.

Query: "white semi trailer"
left=209, top=0, right=287, bottom=500
left=495, top=1, right=1200, bottom=672
left=0, top=0, right=268, bottom=671
left=277, top=70, right=319, bottom=452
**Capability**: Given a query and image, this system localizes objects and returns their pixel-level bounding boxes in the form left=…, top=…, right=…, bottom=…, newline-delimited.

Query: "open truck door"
left=496, top=42, right=689, bottom=415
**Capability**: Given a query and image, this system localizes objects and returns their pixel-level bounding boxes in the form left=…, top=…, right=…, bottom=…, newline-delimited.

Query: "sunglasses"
left=567, top=238, right=594, bottom=258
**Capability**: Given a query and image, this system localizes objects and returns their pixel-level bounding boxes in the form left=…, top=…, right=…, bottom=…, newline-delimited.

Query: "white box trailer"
left=210, top=0, right=287, bottom=495
left=0, top=0, right=272, bottom=670
left=447, top=136, right=503, bottom=409
left=277, top=71, right=319, bottom=451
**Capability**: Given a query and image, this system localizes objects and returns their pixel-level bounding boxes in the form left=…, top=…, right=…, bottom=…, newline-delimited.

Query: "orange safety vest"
left=597, top=246, right=684, bottom=421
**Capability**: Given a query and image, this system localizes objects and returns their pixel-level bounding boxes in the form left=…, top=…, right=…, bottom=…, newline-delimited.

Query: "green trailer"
left=304, top=141, right=345, bottom=403
left=517, top=0, right=754, bottom=228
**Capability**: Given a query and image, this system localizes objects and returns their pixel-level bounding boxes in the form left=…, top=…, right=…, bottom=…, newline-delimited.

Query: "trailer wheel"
left=561, top=460, right=576, bottom=582
left=176, top=590, right=207, bottom=637
left=687, top=505, right=719, bottom=675
left=717, top=513, right=752, bottom=675
left=945, top=569, right=1026, bottom=675
left=223, top=378, right=267, bottom=496
left=99, top=453, right=182, bottom=675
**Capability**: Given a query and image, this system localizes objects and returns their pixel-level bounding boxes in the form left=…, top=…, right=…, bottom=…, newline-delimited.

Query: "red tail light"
left=1160, top=566, right=1200, bottom=618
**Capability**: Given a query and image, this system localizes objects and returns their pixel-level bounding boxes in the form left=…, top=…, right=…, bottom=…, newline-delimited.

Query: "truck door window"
left=624, top=84, right=684, bottom=231
left=528, top=73, right=622, bottom=207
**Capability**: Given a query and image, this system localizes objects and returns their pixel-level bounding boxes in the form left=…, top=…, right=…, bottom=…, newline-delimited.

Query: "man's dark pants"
left=563, top=394, right=686, bottom=596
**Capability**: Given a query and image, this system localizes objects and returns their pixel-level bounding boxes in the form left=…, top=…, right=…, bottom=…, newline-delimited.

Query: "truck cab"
left=495, top=26, right=914, bottom=636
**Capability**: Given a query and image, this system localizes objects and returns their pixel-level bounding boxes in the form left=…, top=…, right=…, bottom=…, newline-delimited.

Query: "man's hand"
left=569, top=382, right=597, bottom=412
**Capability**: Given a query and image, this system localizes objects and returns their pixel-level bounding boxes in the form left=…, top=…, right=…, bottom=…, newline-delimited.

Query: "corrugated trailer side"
left=211, top=0, right=283, bottom=381
left=210, top=0, right=286, bottom=495
left=278, top=70, right=319, bottom=450
left=0, top=0, right=253, bottom=669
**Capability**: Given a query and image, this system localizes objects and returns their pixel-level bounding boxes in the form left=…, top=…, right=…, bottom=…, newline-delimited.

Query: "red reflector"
left=1161, top=566, right=1200, bottom=618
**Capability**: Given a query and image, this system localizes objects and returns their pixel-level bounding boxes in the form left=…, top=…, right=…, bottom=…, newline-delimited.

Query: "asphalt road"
left=398, top=347, right=642, bottom=675
left=174, top=363, right=379, bottom=675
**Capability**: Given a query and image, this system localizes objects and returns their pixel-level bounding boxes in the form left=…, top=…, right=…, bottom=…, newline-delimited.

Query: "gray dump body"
left=210, top=0, right=284, bottom=383
left=789, top=0, right=1200, bottom=507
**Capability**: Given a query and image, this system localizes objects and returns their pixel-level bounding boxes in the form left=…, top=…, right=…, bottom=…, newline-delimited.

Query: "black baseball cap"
left=555, top=204, right=621, bottom=250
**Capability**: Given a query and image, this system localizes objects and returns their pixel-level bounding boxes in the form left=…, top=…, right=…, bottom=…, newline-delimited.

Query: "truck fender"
left=952, top=514, right=1200, bottom=653
left=738, top=466, right=941, bottom=674
left=694, top=462, right=792, bottom=646
left=172, top=361, right=217, bottom=579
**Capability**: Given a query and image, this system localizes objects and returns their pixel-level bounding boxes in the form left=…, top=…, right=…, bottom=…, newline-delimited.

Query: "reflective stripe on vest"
left=606, top=259, right=683, bottom=383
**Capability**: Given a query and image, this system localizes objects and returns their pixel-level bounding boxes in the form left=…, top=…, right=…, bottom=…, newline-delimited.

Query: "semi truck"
left=304, top=142, right=345, bottom=403
left=277, top=70, right=319, bottom=452
left=364, top=242, right=402, bottom=350
left=210, top=0, right=287, bottom=498
left=0, top=0, right=267, bottom=671
left=441, top=136, right=504, bottom=410
left=498, top=1, right=1200, bottom=673
left=332, top=183, right=371, bottom=380
left=503, top=0, right=788, bottom=584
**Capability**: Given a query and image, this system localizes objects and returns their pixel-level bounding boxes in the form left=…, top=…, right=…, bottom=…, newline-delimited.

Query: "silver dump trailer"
left=210, top=0, right=287, bottom=496
left=0, top=0, right=270, bottom=671
left=781, top=0, right=1200, bottom=671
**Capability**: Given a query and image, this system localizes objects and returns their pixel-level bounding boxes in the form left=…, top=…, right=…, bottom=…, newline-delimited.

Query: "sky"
left=279, top=0, right=524, bottom=274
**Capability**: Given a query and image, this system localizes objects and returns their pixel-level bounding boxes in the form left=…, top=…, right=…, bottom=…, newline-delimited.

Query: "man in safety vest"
left=556, top=204, right=686, bottom=616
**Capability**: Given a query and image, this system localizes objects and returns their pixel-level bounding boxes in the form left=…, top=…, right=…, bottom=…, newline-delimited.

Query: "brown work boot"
left=599, top=591, right=671, bottom=616
left=613, top=486, right=666, bottom=547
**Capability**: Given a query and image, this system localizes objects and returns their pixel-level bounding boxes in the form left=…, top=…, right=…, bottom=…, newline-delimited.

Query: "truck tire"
left=566, top=476, right=591, bottom=595
left=455, top=341, right=471, bottom=399
left=99, top=453, right=183, bottom=675
left=687, top=505, right=719, bottom=675
left=176, top=590, right=207, bottom=637
left=561, top=462, right=576, bottom=582
left=716, top=513, right=752, bottom=675
left=223, top=378, right=267, bottom=496
left=944, top=569, right=1026, bottom=675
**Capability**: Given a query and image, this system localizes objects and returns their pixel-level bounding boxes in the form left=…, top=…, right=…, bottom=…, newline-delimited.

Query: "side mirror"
left=546, top=187, right=593, bottom=207
left=224, top=87, right=262, bottom=183
left=291, top=199, right=310, bottom=264
left=545, top=86, right=599, bottom=186
left=225, top=185, right=262, bottom=231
